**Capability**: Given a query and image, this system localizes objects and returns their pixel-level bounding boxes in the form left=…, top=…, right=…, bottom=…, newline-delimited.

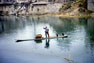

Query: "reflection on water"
left=45, top=39, right=50, bottom=48
left=35, top=40, right=42, bottom=43
left=0, top=16, right=94, bottom=63
left=85, top=18, right=94, bottom=57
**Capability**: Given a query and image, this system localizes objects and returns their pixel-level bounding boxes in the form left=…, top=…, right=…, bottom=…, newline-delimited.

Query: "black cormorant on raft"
left=16, top=33, right=68, bottom=42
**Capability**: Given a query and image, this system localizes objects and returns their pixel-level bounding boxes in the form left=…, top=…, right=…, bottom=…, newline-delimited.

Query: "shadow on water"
left=0, top=18, right=4, bottom=33
left=0, top=16, right=27, bottom=34
left=84, top=18, right=94, bottom=56
left=73, top=18, right=94, bottom=57
left=51, top=17, right=76, bottom=34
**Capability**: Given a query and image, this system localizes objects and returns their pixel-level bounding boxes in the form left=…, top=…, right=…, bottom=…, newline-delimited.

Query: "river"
left=0, top=15, right=94, bottom=63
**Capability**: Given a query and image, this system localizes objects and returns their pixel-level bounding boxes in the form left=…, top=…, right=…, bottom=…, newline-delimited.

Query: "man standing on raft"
left=43, top=26, right=49, bottom=38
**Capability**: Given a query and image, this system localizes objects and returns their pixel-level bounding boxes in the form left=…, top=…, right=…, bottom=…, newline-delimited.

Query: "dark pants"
left=45, top=32, right=49, bottom=38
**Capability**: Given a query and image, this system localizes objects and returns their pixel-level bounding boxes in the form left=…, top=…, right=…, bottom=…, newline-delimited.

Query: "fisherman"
left=43, top=26, right=49, bottom=38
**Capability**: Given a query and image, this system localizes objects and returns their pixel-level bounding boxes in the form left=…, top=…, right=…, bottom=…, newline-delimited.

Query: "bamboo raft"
left=16, top=35, right=68, bottom=42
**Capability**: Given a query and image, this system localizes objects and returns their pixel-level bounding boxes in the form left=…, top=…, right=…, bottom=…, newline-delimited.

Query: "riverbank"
left=42, top=14, right=93, bottom=18
left=1, top=13, right=93, bottom=19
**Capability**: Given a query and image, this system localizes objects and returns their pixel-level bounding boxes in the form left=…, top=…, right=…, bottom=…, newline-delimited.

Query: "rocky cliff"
left=60, top=0, right=91, bottom=16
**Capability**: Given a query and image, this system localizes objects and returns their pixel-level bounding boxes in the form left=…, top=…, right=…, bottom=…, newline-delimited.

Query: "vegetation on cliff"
left=60, top=0, right=94, bottom=17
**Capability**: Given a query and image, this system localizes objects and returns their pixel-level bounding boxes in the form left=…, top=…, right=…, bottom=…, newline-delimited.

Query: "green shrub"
left=59, top=8, right=62, bottom=12
left=66, top=2, right=72, bottom=9
left=87, top=10, right=93, bottom=13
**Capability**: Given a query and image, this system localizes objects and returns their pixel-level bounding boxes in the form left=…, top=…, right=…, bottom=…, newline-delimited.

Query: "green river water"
left=0, top=16, right=94, bottom=63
